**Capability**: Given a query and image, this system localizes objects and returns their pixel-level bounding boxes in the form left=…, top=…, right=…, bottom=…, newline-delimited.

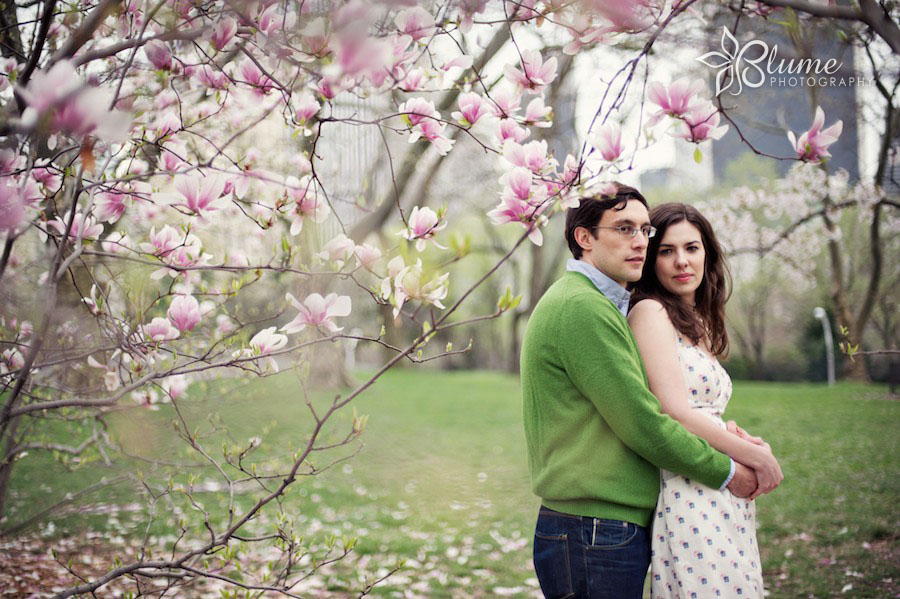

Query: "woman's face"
left=654, top=220, right=706, bottom=305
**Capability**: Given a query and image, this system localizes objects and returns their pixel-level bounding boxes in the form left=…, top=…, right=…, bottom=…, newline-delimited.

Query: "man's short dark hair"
left=564, top=183, right=649, bottom=259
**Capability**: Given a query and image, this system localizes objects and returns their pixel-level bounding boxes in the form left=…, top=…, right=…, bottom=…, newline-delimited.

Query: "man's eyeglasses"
left=594, top=225, right=657, bottom=239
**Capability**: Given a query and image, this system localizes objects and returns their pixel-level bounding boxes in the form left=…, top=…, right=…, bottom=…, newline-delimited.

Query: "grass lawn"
left=4, top=370, right=898, bottom=598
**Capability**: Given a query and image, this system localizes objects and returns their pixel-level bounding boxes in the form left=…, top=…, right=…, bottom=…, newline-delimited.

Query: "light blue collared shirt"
left=566, top=258, right=736, bottom=491
left=566, top=259, right=630, bottom=317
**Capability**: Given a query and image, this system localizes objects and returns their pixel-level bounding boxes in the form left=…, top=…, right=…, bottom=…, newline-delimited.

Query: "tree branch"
left=756, top=0, right=900, bottom=54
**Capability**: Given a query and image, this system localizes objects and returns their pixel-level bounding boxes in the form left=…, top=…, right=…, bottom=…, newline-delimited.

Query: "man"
left=520, top=184, right=757, bottom=598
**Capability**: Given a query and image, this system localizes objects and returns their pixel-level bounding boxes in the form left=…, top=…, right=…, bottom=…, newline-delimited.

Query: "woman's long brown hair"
left=631, top=203, right=732, bottom=358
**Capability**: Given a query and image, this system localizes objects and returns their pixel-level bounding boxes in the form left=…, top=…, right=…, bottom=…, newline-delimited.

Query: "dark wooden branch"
left=49, top=0, right=122, bottom=64
left=756, top=0, right=900, bottom=53
left=18, top=0, right=57, bottom=88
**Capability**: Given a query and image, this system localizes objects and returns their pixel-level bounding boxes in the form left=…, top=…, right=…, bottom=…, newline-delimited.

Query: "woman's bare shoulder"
left=628, top=298, right=677, bottom=332
left=628, top=298, right=667, bottom=320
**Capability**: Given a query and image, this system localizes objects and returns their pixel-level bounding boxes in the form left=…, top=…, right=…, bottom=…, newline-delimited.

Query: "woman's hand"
left=726, top=420, right=766, bottom=447
left=746, top=443, right=783, bottom=500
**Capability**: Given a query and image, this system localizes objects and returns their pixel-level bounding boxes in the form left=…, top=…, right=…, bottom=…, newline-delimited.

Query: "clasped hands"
left=724, top=420, right=784, bottom=500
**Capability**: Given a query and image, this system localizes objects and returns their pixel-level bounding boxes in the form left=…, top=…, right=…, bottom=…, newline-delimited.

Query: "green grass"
left=5, top=371, right=898, bottom=598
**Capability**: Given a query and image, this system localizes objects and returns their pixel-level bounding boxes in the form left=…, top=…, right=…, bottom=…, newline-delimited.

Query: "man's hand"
left=726, top=462, right=758, bottom=498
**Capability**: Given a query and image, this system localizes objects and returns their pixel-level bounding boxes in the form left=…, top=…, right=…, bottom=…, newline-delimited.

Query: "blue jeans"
left=533, top=506, right=650, bottom=599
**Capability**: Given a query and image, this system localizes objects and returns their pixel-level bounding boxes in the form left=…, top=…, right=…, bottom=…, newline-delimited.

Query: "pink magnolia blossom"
left=504, top=50, right=558, bottom=93
left=1, top=348, right=25, bottom=377
left=81, top=284, right=104, bottom=316
left=156, top=233, right=210, bottom=278
left=232, top=327, right=288, bottom=372
left=457, top=0, right=488, bottom=32
left=589, top=122, right=625, bottom=162
left=499, top=167, right=538, bottom=203
left=387, top=258, right=449, bottom=317
left=294, top=92, right=320, bottom=125
left=398, top=97, right=438, bottom=127
left=0, top=148, right=22, bottom=175
left=497, top=118, right=530, bottom=144
left=211, top=17, right=237, bottom=51
left=141, top=225, right=181, bottom=257
left=647, top=78, right=705, bottom=124
left=141, top=228, right=210, bottom=279
left=167, top=294, right=202, bottom=332
left=354, top=243, right=382, bottom=271
left=523, top=97, right=552, bottom=128
left=333, top=1, right=374, bottom=30
left=31, top=166, right=61, bottom=192
left=394, top=6, right=435, bottom=41
left=389, top=33, right=415, bottom=73
left=506, top=0, right=538, bottom=19
left=672, top=102, right=729, bottom=143
left=0, top=178, right=27, bottom=233
left=334, top=35, right=393, bottom=86
left=258, top=5, right=296, bottom=36
left=132, top=388, right=165, bottom=410
left=101, top=231, right=129, bottom=254
left=194, top=64, right=230, bottom=90
left=94, top=189, right=131, bottom=223
left=174, top=173, right=227, bottom=216
left=282, top=292, right=352, bottom=334
left=410, top=119, right=455, bottom=155
left=451, top=92, right=490, bottom=126
left=314, top=76, right=341, bottom=100
left=18, top=61, right=130, bottom=142
left=86, top=354, right=120, bottom=391
left=489, top=88, right=522, bottom=118
left=144, top=40, right=173, bottom=70
left=216, top=314, right=236, bottom=335
left=562, top=12, right=615, bottom=55
left=153, top=111, right=182, bottom=139
left=16, top=61, right=81, bottom=114
left=300, top=17, right=330, bottom=55
left=154, top=89, right=178, bottom=110
left=488, top=196, right=547, bottom=246
left=132, top=388, right=162, bottom=409
left=286, top=176, right=330, bottom=235
left=399, top=67, right=426, bottom=92
left=161, top=374, right=189, bottom=400
left=315, top=233, right=356, bottom=265
left=590, top=0, right=657, bottom=31
left=51, top=86, right=130, bottom=141
left=239, top=59, right=274, bottom=95
left=440, top=55, right=474, bottom=72
left=787, top=106, right=843, bottom=163
left=158, top=141, right=187, bottom=172
left=142, top=317, right=180, bottom=341
left=0, top=58, right=18, bottom=93
left=560, top=154, right=581, bottom=187
left=49, top=212, right=103, bottom=240
left=503, top=140, right=557, bottom=175
left=401, top=205, right=447, bottom=251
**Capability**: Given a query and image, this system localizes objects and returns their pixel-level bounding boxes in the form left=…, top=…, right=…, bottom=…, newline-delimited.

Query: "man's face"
left=577, top=199, right=650, bottom=287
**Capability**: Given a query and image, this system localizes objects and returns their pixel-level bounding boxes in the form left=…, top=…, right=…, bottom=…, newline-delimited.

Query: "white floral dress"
left=650, top=336, right=763, bottom=599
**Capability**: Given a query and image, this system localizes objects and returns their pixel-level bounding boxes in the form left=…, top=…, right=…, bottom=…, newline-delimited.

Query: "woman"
left=628, top=203, right=782, bottom=599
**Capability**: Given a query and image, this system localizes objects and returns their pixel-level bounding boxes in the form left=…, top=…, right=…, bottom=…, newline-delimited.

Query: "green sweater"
left=520, top=271, right=732, bottom=527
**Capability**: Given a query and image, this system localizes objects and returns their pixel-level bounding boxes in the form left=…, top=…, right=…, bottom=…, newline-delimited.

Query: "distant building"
left=702, top=16, right=861, bottom=182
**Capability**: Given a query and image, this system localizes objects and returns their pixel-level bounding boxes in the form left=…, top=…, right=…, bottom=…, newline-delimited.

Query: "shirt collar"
left=566, top=258, right=631, bottom=317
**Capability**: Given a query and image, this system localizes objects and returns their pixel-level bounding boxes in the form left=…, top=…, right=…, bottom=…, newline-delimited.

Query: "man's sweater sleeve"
left=558, top=293, right=732, bottom=489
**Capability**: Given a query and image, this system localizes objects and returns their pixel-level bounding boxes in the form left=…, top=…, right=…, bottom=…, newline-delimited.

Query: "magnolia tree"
left=0, top=0, right=879, bottom=595
left=699, top=6, right=899, bottom=380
